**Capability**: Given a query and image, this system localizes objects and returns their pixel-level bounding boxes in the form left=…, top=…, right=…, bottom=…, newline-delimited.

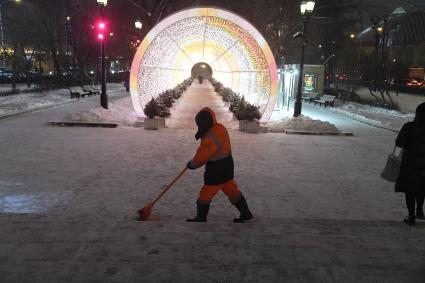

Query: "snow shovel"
left=137, top=167, right=188, bottom=221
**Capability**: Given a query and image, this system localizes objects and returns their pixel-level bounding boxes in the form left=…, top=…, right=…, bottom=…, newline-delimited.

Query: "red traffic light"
left=95, top=20, right=108, bottom=41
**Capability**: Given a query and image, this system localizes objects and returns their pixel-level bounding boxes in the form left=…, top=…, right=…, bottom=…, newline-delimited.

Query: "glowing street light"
left=135, top=20, right=143, bottom=30
left=97, top=0, right=108, bottom=6
left=300, top=0, right=315, bottom=15
left=350, top=33, right=355, bottom=39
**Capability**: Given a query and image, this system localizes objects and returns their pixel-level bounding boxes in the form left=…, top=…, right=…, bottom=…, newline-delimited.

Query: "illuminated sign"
left=130, top=7, right=278, bottom=122
left=303, top=74, right=317, bottom=92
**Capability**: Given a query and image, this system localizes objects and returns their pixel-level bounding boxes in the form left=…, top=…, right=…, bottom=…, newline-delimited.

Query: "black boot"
left=416, top=209, right=425, bottom=220
left=404, top=215, right=416, bottom=226
left=186, top=202, right=209, bottom=222
left=232, top=194, right=253, bottom=223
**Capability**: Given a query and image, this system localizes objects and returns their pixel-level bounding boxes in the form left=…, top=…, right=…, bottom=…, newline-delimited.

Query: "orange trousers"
left=197, top=179, right=241, bottom=204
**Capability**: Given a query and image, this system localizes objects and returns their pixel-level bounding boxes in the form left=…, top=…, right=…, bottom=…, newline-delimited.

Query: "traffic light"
left=96, top=20, right=107, bottom=41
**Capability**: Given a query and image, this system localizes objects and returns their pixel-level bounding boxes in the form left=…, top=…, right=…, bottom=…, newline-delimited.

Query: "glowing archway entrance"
left=130, top=7, right=278, bottom=122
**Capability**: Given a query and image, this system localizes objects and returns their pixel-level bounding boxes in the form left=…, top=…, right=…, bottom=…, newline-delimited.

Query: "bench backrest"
left=303, top=92, right=318, bottom=98
left=320, top=95, right=336, bottom=101
left=69, top=86, right=81, bottom=92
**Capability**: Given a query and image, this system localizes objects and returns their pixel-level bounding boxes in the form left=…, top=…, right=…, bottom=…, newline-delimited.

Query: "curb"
left=47, top=121, right=118, bottom=128
left=284, top=130, right=354, bottom=136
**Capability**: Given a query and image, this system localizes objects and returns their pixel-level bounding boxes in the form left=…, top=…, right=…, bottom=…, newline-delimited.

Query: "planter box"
left=259, top=126, right=269, bottom=133
left=134, top=117, right=144, bottom=128
left=238, top=120, right=246, bottom=131
left=144, top=117, right=159, bottom=130
left=157, top=117, right=166, bottom=128
left=245, top=120, right=260, bottom=133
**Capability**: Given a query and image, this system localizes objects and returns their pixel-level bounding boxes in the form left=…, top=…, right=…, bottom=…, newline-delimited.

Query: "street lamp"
left=0, top=0, right=21, bottom=67
left=97, top=0, right=107, bottom=6
left=97, top=0, right=108, bottom=109
left=135, top=20, right=142, bottom=30
left=294, top=0, right=315, bottom=117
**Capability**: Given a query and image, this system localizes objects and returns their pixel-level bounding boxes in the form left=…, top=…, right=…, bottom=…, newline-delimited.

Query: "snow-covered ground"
left=330, top=102, right=414, bottom=131
left=0, top=83, right=125, bottom=117
left=63, top=81, right=417, bottom=134
left=0, top=83, right=38, bottom=93
left=1, top=80, right=421, bottom=133
left=0, top=88, right=72, bottom=116
left=64, top=95, right=138, bottom=126
left=1, top=84, right=424, bottom=282
left=355, top=87, right=425, bottom=113
left=268, top=114, right=339, bottom=133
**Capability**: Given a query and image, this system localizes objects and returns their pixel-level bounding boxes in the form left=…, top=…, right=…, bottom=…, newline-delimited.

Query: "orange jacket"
left=190, top=107, right=234, bottom=185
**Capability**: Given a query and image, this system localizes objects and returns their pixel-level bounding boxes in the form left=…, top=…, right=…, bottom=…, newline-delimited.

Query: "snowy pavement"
left=356, top=87, right=425, bottom=113
left=0, top=84, right=125, bottom=119
left=1, top=87, right=425, bottom=282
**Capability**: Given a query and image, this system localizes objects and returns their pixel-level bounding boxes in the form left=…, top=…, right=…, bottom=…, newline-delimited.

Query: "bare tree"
left=3, top=1, right=47, bottom=88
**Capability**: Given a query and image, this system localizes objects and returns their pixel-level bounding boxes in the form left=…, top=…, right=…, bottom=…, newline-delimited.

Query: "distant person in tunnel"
left=198, top=75, right=203, bottom=84
left=186, top=107, right=253, bottom=223
left=395, top=102, right=425, bottom=226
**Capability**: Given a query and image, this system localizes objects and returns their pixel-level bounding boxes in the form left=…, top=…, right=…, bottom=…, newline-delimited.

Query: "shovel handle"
left=151, top=166, right=188, bottom=206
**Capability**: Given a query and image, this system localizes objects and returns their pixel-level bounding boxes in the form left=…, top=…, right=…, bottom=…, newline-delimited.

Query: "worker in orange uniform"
left=186, top=107, right=253, bottom=223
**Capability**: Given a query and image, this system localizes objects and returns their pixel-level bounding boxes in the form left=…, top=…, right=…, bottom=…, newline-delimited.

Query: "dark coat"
left=395, top=113, right=425, bottom=194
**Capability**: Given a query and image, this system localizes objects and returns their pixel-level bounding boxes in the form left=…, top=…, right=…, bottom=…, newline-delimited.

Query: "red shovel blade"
left=137, top=202, right=153, bottom=221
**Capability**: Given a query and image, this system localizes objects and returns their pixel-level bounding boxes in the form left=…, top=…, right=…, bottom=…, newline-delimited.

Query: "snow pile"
left=268, top=115, right=339, bottom=133
left=334, top=102, right=414, bottom=130
left=0, top=89, right=71, bottom=116
left=64, top=96, right=137, bottom=126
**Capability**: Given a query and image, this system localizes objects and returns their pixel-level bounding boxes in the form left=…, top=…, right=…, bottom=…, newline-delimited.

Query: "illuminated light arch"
left=130, top=7, right=278, bottom=122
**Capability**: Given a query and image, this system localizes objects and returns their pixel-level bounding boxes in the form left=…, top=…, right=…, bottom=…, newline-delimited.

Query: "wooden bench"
left=69, top=86, right=90, bottom=99
left=83, top=85, right=100, bottom=96
left=314, top=95, right=336, bottom=107
left=302, top=92, right=319, bottom=104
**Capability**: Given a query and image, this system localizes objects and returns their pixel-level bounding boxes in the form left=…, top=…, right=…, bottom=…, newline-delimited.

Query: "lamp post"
left=97, top=0, right=108, bottom=109
left=0, top=0, right=21, bottom=67
left=293, top=0, right=315, bottom=117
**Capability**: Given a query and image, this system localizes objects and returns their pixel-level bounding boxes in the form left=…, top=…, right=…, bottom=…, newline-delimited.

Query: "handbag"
left=381, top=145, right=402, bottom=182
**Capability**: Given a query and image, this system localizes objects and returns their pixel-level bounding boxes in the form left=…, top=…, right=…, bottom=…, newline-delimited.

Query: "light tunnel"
left=130, top=7, right=278, bottom=122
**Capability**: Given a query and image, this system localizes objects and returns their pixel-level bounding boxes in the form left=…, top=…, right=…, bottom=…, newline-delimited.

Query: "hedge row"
left=209, top=78, right=260, bottom=121
left=143, top=78, right=193, bottom=118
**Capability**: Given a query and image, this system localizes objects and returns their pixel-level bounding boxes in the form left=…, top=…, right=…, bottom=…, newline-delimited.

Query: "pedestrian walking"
left=395, top=102, right=425, bottom=225
left=186, top=107, right=253, bottom=223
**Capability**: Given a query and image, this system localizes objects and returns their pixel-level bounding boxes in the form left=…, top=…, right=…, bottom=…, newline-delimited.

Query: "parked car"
left=0, top=68, right=13, bottom=79
left=398, top=78, right=424, bottom=87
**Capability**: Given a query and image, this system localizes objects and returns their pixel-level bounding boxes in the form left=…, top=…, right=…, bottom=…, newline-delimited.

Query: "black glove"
left=187, top=161, right=196, bottom=170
